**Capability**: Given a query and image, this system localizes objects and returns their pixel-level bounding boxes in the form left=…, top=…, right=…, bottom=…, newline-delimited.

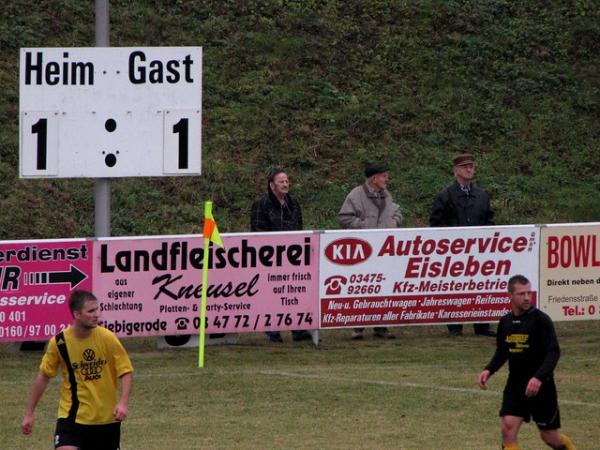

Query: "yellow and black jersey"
left=40, top=325, right=133, bottom=425
left=485, top=308, right=559, bottom=385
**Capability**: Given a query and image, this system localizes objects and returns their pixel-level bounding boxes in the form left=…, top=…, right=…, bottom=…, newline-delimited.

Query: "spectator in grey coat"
left=338, top=162, right=403, bottom=340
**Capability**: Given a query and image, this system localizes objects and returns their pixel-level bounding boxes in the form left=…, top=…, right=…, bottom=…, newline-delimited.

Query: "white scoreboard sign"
left=19, top=47, right=202, bottom=178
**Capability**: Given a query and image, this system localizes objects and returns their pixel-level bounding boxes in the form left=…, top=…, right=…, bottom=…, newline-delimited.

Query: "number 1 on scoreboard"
left=20, top=111, right=59, bottom=177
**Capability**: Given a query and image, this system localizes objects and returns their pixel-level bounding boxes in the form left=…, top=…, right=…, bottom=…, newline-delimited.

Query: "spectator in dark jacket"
left=251, top=170, right=303, bottom=233
left=250, top=169, right=311, bottom=343
left=430, top=153, right=496, bottom=337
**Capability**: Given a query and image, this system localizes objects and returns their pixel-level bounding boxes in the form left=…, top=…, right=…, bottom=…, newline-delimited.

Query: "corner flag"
left=199, top=201, right=223, bottom=367
left=203, top=202, right=223, bottom=248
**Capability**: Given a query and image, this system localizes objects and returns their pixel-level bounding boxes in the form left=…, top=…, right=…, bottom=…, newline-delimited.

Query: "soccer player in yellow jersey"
left=22, top=290, right=133, bottom=450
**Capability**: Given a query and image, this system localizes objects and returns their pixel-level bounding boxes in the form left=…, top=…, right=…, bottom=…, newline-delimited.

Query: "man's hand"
left=478, top=369, right=491, bottom=390
left=21, top=372, right=50, bottom=436
left=113, top=402, right=129, bottom=422
left=21, top=413, right=34, bottom=435
left=525, top=377, right=542, bottom=397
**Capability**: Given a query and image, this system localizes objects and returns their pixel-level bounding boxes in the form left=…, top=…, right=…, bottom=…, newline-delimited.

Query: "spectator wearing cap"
left=338, top=162, right=403, bottom=340
left=430, top=153, right=496, bottom=337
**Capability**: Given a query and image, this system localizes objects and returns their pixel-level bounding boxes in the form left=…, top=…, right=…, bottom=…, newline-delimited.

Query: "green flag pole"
left=198, top=201, right=212, bottom=368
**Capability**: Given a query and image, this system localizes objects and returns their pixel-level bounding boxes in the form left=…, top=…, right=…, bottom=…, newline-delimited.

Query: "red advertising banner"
left=93, top=232, right=319, bottom=337
left=319, top=226, right=540, bottom=329
left=0, top=239, right=93, bottom=342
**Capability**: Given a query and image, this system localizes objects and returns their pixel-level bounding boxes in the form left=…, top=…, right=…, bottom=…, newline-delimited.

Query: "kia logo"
left=324, top=238, right=372, bottom=265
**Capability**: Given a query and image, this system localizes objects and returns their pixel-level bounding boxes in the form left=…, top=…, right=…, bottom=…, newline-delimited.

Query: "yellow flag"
left=199, top=201, right=223, bottom=367
left=203, top=203, right=223, bottom=247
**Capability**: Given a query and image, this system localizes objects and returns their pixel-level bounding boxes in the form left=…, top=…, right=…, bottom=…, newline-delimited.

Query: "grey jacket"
left=338, top=183, right=403, bottom=229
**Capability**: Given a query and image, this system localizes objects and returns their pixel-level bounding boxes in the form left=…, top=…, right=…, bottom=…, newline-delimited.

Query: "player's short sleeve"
left=108, top=333, right=133, bottom=377
left=39, top=337, right=61, bottom=378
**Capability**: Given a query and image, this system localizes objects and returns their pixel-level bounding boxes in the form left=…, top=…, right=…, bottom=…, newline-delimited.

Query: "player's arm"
left=478, top=369, right=491, bottom=390
left=527, top=315, right=561, bottom=397
left=113, top=372, right=133, bottom=422
left=478, top=321, right=506, bottom=389
left=479, top=352, right=505, bottom=390
left=21, top=372, right=51, bottom=435
left=533, top=315, right=560, bottom=381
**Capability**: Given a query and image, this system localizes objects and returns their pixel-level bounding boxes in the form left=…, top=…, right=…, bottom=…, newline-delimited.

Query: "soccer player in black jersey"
left=478, top=275, right=576, bottom=450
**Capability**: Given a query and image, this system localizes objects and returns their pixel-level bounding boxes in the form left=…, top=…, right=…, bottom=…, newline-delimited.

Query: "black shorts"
left=500, top=379, right=561, bottom=430
left=54, top=418, right=121, bottom=450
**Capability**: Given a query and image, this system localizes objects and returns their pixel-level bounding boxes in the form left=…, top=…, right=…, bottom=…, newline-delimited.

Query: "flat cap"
left=453, top=153, right=475, bottom=166
left=364, top=162, right=390, bottom=178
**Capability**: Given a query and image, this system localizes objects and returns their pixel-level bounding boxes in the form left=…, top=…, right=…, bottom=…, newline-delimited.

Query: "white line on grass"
left=257, top=368, right=497, bottom=394
left=3, top=368, right=599, bottom=408
left=249, top=369, right=600, bottom=409
left=130, top=368, right=600, bottom=408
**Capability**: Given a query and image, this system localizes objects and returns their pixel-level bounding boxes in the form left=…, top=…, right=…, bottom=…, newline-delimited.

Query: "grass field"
left=2, top=322, right=599, bottom=449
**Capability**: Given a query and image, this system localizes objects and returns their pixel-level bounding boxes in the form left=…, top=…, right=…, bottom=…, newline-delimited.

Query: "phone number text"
left=187, top=312, right=314, bottom=331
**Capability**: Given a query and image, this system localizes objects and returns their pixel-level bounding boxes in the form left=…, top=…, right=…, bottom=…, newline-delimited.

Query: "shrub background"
left=1, top=1, right=599, bottom=239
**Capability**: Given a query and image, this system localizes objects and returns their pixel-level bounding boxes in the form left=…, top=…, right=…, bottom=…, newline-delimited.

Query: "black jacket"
left=250, top=190, right=303, bottom=232
left=430, top=181, right=494, bottom=227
